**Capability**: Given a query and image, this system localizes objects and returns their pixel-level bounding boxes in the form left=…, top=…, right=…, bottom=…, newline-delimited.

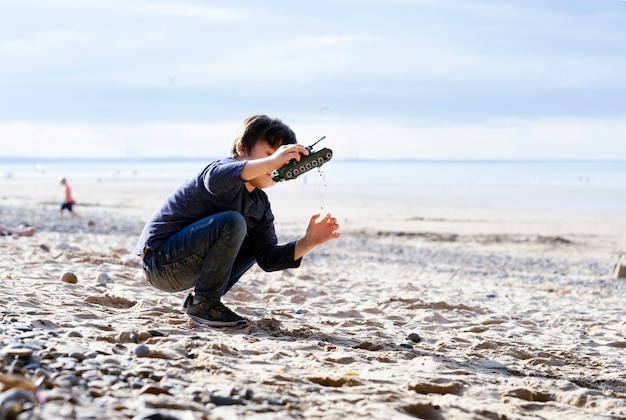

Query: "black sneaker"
left=183, top=294, right=247, bottom=327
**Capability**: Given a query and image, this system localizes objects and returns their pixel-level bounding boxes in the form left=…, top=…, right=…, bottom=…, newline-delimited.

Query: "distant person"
left=60, top=177, right=80, bottom=218
left=135, top=115, right=340, bottom=327
left=0, top=223, right=35, bottom=237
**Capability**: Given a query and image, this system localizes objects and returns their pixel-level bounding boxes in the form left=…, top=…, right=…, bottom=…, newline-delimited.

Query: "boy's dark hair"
left=231, top=115, right=297, bottom=157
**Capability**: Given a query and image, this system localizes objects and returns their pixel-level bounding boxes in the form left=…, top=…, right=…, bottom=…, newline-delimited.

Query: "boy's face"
left=241, top=140, right=279, bottom=189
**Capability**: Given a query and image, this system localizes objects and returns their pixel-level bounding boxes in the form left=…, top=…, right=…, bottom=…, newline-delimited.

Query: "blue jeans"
left=142, top=211, right=256, bottom=299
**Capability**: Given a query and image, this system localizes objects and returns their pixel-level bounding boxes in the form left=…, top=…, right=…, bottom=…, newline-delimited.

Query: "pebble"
left=139, top=385, right=171, bottom=396
left=60, top=272, right=78, bottom=284
left=118, top=331, right=139, bottom=343
left=132, top=411, right=181, bottom=420
left=4, top=347, right=34, bottom=359
left=112, top=344, right=128, bottom=354
left=96, top=272, right=112, bottom=284
left=407, top=332, right=422, bottom=343
left=55, top=243, right=80, bottom=252
left=282, top=395, right=301, bottom=405
left=134, top=344, right=151, bottom=358
left=483, top=360, right=507, bottom=369
left=138, top=331, right=152, bottom=341
left=0, top=388, right=37, bottom=418
left=55, top=373, right=81, bottom=388
left=0, top=375, right=37, bottom=392
left=209, top=394, right=245, bottom=406
left=69, top=352, right=87, bottom=362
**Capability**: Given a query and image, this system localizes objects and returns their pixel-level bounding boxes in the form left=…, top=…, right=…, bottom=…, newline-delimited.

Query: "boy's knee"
left=221, top=211, right=247, bottom=238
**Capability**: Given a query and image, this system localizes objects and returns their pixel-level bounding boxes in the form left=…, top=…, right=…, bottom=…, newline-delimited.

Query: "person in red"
left=60, top=178, right=80, bottom=218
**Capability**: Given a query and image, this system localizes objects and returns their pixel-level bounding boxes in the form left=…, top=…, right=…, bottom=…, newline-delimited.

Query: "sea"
left=1, top=158, right=625, bottom=213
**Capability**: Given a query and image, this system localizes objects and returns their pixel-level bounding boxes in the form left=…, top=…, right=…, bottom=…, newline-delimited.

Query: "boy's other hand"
left=307, top=213, right=340, bottom=244
left=294, top=213, right=340, bottom=260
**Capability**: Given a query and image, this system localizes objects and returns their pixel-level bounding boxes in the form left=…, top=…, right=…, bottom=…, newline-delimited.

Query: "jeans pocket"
left=156, top=253, right=204, bottom=292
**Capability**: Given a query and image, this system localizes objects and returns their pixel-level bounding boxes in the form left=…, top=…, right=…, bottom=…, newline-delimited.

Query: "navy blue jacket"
left=134, top=157, right=301, bottom=272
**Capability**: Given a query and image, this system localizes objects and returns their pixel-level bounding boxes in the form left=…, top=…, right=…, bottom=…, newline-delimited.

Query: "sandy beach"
left=1, top=175, right=626, bottom=419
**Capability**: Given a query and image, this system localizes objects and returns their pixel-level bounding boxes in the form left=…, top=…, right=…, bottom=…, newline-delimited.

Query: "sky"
left=1, top=0, right=626, bottom=160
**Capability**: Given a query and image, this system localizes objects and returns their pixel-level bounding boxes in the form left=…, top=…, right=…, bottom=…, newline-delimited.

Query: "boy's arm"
left=294, top=213, right=340, bottom=260
left=240, top=144, right=309, bottom=181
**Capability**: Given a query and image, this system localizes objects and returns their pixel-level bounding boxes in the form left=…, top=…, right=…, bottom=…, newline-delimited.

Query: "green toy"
left=271, top=136, right=333, bottom=182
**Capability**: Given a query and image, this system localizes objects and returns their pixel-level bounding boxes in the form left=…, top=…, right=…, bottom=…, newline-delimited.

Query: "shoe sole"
left=188, top=314, right=248, bottom=327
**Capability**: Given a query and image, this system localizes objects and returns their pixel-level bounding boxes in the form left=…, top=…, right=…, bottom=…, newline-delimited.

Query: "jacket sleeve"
left=250, top=209, right=302, bottom=272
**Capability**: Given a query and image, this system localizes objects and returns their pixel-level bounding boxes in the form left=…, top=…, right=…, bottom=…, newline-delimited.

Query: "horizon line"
left=1, top=156, right=626, bottom=164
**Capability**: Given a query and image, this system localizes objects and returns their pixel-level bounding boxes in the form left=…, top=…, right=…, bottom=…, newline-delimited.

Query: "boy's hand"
left=307, top=213, right=340, bottom=244
left=272, top=144, right=309, bottom=168
left=294, top=213, right=340, bottom=260
left=239, top=143, right=309, bottom=186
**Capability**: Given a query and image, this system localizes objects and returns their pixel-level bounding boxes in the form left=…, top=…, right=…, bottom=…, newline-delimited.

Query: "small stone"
left=5, top=348, right=34, bottom=359
left=137, top=331, right=152, bottom=341
left=39, top=244, right=50, bottom=252
left=130, top=378, right=145, bottom=389
left=0, top=375, right=37, bottom=392
left=483, top=360, right=506, bottom=369
left=267, top=397, right=283, bottom=405
left=100, top=363, right=123, bottom=376
left=60, top=272, right=78, bottom=284
left=112, top=344, right=127, bottom=354
left=56, top=243, right=80, bottom=251
left=210, top=394, right=245, bottom=406
left=68, top=352, right=87, bottom=362
left=55, top=373, right=81, bottom=388
left=118, top=331, right=139, bottom=343
left=282, top=395, right=301, bottom=405
left=139, top=384, right=170, bottom=396
left=407, top=333, right=422, bottom=343
left=239, top=388, right=254, bottom=400
left=486, top=293, right=496, bottom=299
left=132, top=411, right=180, bottom=420
left=134, top=366, right=154, bottom=378
left=87, top=220, right=96, bottom=227
left=0, top=388, right=37, bottom=418
left=134, top=344, right=151, bottom=358
left=96, top=272, right=112, bottom=284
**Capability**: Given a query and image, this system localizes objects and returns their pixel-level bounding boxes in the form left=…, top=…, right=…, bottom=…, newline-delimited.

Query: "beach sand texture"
left=1, top=177, right=626, bottom=419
